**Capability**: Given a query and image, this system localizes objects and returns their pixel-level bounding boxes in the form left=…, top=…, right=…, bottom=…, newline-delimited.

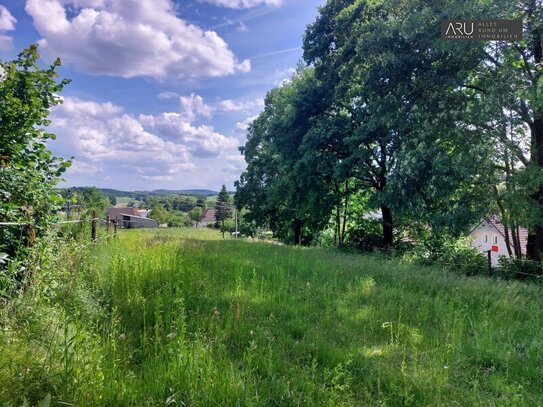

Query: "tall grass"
left=1, top=228, right=543, bottom=405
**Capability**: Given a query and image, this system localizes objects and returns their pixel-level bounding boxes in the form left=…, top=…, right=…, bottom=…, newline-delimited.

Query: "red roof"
left=472, top=217, right=528, bottom=256
left=489, top=218, right=528, bottom=256
left=202, top=208, right=216, bottom=223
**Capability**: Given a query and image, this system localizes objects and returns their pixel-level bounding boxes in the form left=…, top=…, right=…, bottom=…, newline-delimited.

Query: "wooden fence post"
left=92, top=211, right=97, bottom=243
left=487, top=250, right=492, bottom=276
left=27, top=223, right=36, bottom=247
left=113, top=220, right=117, bottom=238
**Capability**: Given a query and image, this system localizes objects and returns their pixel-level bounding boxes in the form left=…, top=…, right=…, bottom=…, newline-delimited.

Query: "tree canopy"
left=236, top=0, right=543, bottom=259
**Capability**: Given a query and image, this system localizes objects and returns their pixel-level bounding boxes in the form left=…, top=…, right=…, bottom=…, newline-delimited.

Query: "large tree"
left=236, top=68, right=338, bottom=244
left=0, top=45, right=71, bottom=265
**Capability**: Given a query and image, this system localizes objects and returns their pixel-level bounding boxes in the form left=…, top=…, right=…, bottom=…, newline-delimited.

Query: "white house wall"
left=468, top=222, right=510, bottom=267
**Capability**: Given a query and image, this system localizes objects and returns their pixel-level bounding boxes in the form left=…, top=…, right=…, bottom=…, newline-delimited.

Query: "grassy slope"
left=2, top=228, right=543, bottom=406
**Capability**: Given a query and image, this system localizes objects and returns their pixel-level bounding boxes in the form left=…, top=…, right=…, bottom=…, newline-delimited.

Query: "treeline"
left=235, top=0, right=543, bottom=260
left=144, top=194, right=207, bottom=212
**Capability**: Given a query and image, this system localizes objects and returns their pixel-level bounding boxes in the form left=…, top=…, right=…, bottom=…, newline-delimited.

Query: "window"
left=493, top=236, right=498, bottom=245
left=484, top=234, right=488, bottom=243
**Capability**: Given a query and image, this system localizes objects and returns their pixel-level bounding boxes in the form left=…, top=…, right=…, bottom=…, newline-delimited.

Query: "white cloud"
left=236, top=21, right=249, bottom=32
left=0, top=5, right=16, bottom=31
left=179, top=93, right=212, bottom=121
left=25, top=0, right=251, bottom=79
left=48, top=97, right=241, bottom=184
left=139, top=112, right=237, bottom=158
left=158, top=91, right=179, bottom=100
left=201, top=0, right=282, bottom=9
left=217, top=97, right=264, bottom=112
left=274, top=67, right=296, bottom=86
left=235, top=115, right=258, bottom=134
left=0, top=5, right=16, bottom=50
left=159, top=92, right=264, bottom=116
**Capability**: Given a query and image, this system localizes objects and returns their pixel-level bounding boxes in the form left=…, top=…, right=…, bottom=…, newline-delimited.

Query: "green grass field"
left=114, top=196, right=143, bottom=208
left=1, top=228, right=543, bottom=406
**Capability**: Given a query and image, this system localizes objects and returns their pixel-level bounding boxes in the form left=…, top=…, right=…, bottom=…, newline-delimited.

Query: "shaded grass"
left=1, top=228, right=543, bottom=406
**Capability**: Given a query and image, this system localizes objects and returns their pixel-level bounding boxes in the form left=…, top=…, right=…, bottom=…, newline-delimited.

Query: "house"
left=468, top=218, right=528, bottom=266
left=107, top=207, right=158, bottom=229
left=107, top=207, right=139, bottom=222
left=198, top=208, right=216, bottom=228
left=137, top=209, right=151, bottom=218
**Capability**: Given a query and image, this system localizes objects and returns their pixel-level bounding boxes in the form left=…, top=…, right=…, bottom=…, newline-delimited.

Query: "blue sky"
left=0, top=0, right=324, bottom=191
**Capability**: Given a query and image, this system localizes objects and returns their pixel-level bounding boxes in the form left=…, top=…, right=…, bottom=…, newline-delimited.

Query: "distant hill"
left=149, top=189, right=218, bottom=196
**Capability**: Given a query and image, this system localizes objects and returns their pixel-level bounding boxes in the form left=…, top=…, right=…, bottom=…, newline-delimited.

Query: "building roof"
left=470, top=217, right=528, bottom=255
left=119, top=213, right=157, bottom=221
left=201, top=208, right=216, bottom=223
left=107, top=207, right=139, bottom=219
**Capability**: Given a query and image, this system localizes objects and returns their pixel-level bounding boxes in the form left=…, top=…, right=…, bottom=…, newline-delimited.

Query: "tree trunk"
left=514, top=225, right=522, bottom=259
left=380, top=205, right=393, bottom=250
left=494, top=185, right=513, bottom=257
left=341, top=180, right=349, bottom=245
left=503, top=223, right=513, bottom=258
left=510, top=222, right=519, bottom=258
left=335, top=202, right=340, bottom=246
left=293, top=218, right=302, bottom=245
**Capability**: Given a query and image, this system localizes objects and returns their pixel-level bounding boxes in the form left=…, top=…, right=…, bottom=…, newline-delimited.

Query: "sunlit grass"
left=1, top=228, right=542, bottom=406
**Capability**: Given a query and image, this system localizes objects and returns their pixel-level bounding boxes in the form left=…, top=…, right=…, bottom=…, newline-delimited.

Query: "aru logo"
left=441, top=20, right=522, bottom=41
left=445, top=22, right=474, bottom=36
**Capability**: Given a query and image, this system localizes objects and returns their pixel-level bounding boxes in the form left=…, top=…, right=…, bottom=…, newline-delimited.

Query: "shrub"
left=404, top=238, right=488, bottom=276
left=167, top=211, right=191, bottom=228
left=496, top=257, right=543, bottom=282
left=0, top=45, right=70, bottom=288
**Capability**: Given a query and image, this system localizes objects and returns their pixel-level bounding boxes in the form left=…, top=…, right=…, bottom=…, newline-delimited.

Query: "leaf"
left=38, top=394, right=51, bottom=407
left=0, top=253, right=9, bottom=265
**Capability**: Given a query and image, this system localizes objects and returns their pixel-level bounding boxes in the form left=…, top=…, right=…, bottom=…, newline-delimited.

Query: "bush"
left=496, top=257, right=543, bottom=281
left=344, top=219, right=382, bottom=251
left=314, top=228, right=336, bottom=247
left=0, top=45, right=70, bottom=288
left=404, top=238, right=488, bottom=276
left=167, top=211, right=191, bottom=228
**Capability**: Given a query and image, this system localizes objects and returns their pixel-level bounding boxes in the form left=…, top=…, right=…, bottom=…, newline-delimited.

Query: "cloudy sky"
left=0, top=0, right=324, bottom=191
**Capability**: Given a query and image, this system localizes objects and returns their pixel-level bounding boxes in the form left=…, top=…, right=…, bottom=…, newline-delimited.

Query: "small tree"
left=215, top=185, right=232, bottom=238
left=196, top=196, right=207, bottom=208
left=108, top=196, right=117, bottom=206
left=189, top=207, right=203, bottom=227
left=168, top=211, right=191, bottom=228
left=81, top=187, right=109, bottom=214
left=150, top=205, right=169, bottom=226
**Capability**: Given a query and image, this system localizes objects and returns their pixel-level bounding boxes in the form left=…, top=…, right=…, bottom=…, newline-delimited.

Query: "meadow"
left=1, top=228, right=542, bottom=406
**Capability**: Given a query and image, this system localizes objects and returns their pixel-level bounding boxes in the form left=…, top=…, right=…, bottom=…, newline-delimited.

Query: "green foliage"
left=168, top=211, right=191, bottom=228
left=215, top=185, right=232, bottom=238
left=149, top=205, right=169, bottom=225
left=145, top=194, right=198, bottom=212
left=188, top=207, right=203, bottom=226
left=496, top=257, right=543, bottom=281
left=0, top=44, right=70, bottom=270
left=2, top=229, right=543, bottom=405
left=80, top=187, right=109, bottom=214
left=404, top=238, right=488, bottom=277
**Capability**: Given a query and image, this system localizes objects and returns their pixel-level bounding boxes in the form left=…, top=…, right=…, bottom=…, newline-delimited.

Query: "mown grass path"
left=2, top=228, right=543, bottom=406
